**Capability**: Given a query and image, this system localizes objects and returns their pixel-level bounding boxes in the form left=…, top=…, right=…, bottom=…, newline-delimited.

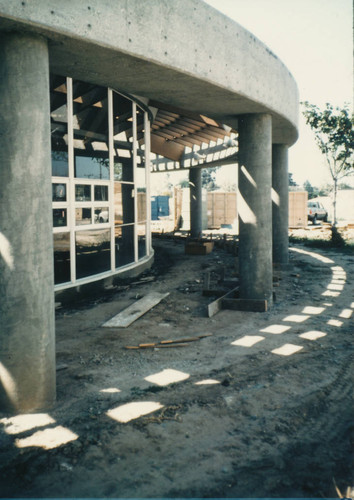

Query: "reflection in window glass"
left=51, top=75, right=68, bottom=177
left=75, top=184, right=91, bottom=201
left=52, top=183, right=67, bottom=202
left=114, top=182, right=134, bottom=225
left=115, top=224, right=135, bottom=268
left=137, top=190, right=146, bottom=223
left=76, top=207, right=92, bottom=225
left=73, top=80, right=109, bottom=180
left=94, top=185, right=109, bottom=201
left=54, top=232, right=70, bottom=284
left=75, top=155, right=109, bottom=180
left=76, top=229, right=111, bottom=279
left=53, top=209, right=67, bottom=228
left=52, top=151, right=69, bottom=177
left=138, top=223, right=147, bottom=259
left=94, top=208, right=109, bottom=223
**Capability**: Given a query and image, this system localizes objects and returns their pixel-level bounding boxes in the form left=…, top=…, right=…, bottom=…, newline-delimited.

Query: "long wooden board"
left=207, top=287, right=239, bottom=318
left=102, top=292, right=169, bottom=328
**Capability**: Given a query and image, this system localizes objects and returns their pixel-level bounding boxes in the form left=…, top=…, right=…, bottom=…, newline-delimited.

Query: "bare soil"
left=0, top=235, right=353, bottom=498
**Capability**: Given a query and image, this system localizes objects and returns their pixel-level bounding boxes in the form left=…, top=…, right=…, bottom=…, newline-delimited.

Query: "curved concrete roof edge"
left=0, top=0, right=299, bottom=145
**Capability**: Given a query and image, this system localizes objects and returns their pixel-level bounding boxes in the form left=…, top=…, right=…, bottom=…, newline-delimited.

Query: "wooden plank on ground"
left=207, top=287, right=239, bottom=318
left=103, top=292, right=170, bottom=328
left=222, top=298, right=268, bottom=312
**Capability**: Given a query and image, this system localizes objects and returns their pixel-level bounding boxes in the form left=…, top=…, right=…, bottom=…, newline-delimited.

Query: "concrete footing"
left=0, top=33, right=56, bottom=413
left=189, top=168, right=203, bottom=238
left=238, top=114, right=273, bottom=306
left=272, top=144, right=289, bottom=264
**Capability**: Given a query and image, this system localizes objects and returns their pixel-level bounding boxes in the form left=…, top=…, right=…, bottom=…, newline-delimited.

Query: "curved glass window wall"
left=51, top=75, right=151, bottom=289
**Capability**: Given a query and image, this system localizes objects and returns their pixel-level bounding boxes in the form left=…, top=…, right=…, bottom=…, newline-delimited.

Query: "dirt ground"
left=0, top=234, right=353, bottom=498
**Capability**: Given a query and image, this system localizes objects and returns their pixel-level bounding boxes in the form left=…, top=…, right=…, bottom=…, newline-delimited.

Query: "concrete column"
left=238, top=114, right=273, bottom=305
left=272, top=144, right=289, bottom=264
left=0, top=33, right=55, bottom=412
left=189, top=167, right=203, bottom=238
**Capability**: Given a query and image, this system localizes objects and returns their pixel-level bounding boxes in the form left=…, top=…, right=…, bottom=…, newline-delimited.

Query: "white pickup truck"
left=307, top=201, right=328, bottom=225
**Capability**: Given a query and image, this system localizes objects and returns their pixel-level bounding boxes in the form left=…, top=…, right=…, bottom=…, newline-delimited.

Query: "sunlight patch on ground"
left=271, top=344, right=304, bottom=356
left=260, top=324, right=291, bottom=334
left=301, top=306, right=325, bottom=315
left=144, top=368, right=190, bottom=386
left=231, top=335, right=265, bottom=347
left=323, top=302, right=333, bottom=307
left=327, top=319, right=343, bottom=327
left=106, top=402, right=163, bottom=423
left=327, top=283, right=344, bottom=291
left=350, top=302, right=354, bottom=308
left=290, top=247, right=334, bottom=264
left=331, top=279, right=346, bottom=285
left=338, top=309, right=353, bottom=319
left=15, top=426, right=78, bottom=450
left=0, top=413, right=55, bottom=435
left=283, top=314, right=310, bottom=323
left=299, top=331, right=327, bottom=341
left=100, top=388, right=121, bottom=393
left=195, top=379, right=221, bottom=385
left=322, top=290, right=340, bottom=297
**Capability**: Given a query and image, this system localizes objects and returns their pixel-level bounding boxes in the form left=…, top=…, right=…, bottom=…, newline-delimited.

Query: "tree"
left=303, top=180, right=319, bottom=200
left=201, top=167, right=219, bottom=191
left=288, top=172, right=298, bottom=186
left=301, top=102, right=354, bottom=225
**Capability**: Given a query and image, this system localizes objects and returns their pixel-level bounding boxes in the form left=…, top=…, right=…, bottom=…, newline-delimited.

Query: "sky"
left=204, top=0, right=353, bottom=188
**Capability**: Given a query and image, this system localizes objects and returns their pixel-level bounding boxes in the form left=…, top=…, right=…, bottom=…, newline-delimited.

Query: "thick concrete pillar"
left=189, top=167, right=203, bottom=238
left=238, top=114, right=273, bottom=305
left=0, top=33, right=55, bottom=412
left=272, top=144, right=289, bottom=264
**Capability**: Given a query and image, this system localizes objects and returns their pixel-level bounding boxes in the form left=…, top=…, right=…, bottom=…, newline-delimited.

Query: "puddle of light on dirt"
left=322, top=290, right=340, bottom=297
left=328, top=283, right=344, bottom=291
left=195, top=379, right=221, bottom=385
left=327, top=319, right=344, bottom=327
left=106, top=402, right=163, bottom=423
left=283, top=314, right=310, bottom=323
left=271, top=344, right=304, bottom=356
left=144, top=368, right=190, bottom=386
left=0, top=413, right=55, bottom=435
left=290, top=247, right=334, bottom=264
left=323, top=302, right=333, bottom=306
left=15, top=426, right=78, bottom=450
left=100, top=388, right=121, bottom=393
left=299, top=331, right=327, bottom=341
left=339, top=309, right=353, bottom=319
left=260, top=324, right=291, bottom=334
left=302, top=306, right=325, bottom=315
left=350, top=302, right=354, bottom=308
left=231, top=335, right=265, bottom=347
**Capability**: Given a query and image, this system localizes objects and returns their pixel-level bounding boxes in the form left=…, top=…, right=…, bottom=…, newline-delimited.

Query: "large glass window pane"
left=113, top=92, right=134, bottom=182
left=51, top=75, right=68, bottom=177
left=73, top=80, right=109, bottom=179
left=53, top=209, right=67, bottom=228
left=76, top=229, right=111, bottom=279
left=115, top=225, right=135, bottom=268
left=54, top=232, right=70, bottom=284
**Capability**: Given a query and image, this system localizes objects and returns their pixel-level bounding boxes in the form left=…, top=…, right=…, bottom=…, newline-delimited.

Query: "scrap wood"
left=207, top=287, right=239, bottom=318
left=124, top=333, right=213, bottom=350
left=102, top=291, right=169, bottom=328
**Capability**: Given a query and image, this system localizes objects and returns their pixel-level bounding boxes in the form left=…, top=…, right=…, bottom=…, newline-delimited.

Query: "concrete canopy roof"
left=0, top=0, right=299, bottom=146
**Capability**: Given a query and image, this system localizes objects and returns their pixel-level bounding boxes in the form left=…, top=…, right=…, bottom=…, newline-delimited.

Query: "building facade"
left=0, top=0, right=299, bottom=412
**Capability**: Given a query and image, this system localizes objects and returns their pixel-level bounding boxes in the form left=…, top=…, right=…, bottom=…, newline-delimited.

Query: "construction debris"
left=102, top=292, right=170, bottom=328
left=124, top=333, right=212, bottom=350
